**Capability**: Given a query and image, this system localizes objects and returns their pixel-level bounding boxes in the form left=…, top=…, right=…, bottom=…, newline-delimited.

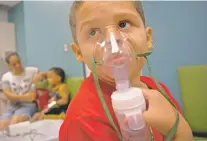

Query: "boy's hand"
left=141, top=89, right=177, bottom=136
left=141, top=89, right=193, bottom=140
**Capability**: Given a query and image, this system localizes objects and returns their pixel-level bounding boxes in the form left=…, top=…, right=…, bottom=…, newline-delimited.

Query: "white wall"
left=0, top=22, right=16, bottom=60
left=0, top=7, right=8, bottom=22
left=0, top=6, right=16, bottom=60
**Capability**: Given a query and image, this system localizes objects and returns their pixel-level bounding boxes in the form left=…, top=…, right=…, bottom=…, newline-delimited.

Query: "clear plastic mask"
left=93, top=25, right=136, bottom=67
left=93, top=25, right=138, bottom=90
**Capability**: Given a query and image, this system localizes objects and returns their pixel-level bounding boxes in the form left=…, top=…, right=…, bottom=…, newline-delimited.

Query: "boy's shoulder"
left=66, top=75, right=109, bottom=119
left=140, top=75, right=159, bottom=89
left=141, top=75, right=170, bottom=92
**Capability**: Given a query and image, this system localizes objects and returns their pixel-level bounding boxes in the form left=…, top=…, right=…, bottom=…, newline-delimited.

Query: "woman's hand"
left=2, top=88, right=35, bottom=102
left=141, top=89, right=193, bottom=141
left=21, top=92, right=36, bottom=102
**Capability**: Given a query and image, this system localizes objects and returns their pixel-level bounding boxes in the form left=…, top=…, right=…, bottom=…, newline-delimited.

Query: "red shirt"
left=59, top=75, right=181, bottom=141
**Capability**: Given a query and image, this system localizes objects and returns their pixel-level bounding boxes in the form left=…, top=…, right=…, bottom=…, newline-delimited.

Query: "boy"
left=59, top=1, right=193, bottom=141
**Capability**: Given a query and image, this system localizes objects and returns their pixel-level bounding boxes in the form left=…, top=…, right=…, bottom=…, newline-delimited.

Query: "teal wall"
left=142, top=1, right=207, bottom=106
left=9, top=1, right=83, bottom=77
left=8, top=1, right=207, bottom=105
left=8, top=2, right=27, bottom=65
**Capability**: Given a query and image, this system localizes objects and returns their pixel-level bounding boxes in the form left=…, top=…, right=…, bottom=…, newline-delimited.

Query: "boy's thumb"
left=140, top=88, right=151, bottom=100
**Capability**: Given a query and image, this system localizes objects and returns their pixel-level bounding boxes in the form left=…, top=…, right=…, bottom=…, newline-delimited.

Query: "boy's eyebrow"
left=79, top=18, right=97, bottom=31
left=79, top=12, right=139, bottom=32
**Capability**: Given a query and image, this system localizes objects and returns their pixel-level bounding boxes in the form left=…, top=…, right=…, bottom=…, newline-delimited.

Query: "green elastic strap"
left=137, top=51, right=177, bottom=109
left=91, top=57, right=124, bottom=141
left=137, top=51, right=180, bottom=141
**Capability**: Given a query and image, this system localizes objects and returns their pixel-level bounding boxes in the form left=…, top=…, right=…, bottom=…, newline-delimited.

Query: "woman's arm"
left=3, top=88, right=22, bottom=101
left=3, top=88, right=36, bottom=102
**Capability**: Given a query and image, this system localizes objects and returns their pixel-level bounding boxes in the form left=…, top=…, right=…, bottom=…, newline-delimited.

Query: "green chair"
left=177, top=65, right=207, bottom=139
left=66, top=77, right=84, bottom=99
left=35, top=77, right=84, bottom=99
left=194, top=137, right=207, bottom=141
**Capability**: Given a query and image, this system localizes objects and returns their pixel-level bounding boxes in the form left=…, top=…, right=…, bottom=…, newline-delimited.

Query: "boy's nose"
left=104, top=27, right=123, bottom=47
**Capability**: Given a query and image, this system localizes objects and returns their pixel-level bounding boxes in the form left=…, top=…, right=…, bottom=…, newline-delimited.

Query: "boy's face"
left=71, top=1, right=152, bottom=84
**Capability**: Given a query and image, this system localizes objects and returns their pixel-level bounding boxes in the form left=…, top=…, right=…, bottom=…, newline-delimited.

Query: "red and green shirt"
left=59, top=75, right=181, bottom=141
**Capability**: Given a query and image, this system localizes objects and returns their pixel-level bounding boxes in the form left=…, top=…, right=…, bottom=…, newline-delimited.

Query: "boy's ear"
left=146, top=27, right=153, bottom=50
left=70, top=43, right=83, bottom=62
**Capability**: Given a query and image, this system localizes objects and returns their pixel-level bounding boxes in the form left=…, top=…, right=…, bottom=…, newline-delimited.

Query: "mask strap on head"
left=91, top=57, right=124, bottom=141
left=137, top=50, right=180, bottom=141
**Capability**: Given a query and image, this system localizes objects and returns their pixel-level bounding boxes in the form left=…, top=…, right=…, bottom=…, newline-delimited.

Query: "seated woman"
left=32, top=67, right=69, bottom=121
left=0, top=52, right=38, bottom=130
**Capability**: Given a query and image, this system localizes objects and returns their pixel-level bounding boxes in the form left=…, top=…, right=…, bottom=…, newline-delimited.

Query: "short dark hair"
left=49, top=67, right=66, bottom=83
left=69, top=1, right=145, bottom=43
left=5, top=52, right=20, bottom=64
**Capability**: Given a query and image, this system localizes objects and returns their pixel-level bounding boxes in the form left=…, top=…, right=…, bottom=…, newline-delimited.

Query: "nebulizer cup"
left=93, top=25, right=152, bottom=141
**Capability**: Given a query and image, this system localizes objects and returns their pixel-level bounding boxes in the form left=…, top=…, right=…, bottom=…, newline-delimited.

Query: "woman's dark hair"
left=5, top=52, right=20, bottom=64
left=49, top=67, right=66, bottom=83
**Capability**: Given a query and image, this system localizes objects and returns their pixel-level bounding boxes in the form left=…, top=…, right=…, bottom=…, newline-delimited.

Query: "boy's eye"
left=89, top=28, right=101, bottom=38
left=119, top=21, right=130, bottom=29
left=90, top=30, right=96, bottom=37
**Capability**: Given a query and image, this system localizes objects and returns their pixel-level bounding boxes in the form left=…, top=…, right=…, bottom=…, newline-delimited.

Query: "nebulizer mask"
left=93, top=25, right=136, bottom=90
left=90, top=25, right=179, bottom=141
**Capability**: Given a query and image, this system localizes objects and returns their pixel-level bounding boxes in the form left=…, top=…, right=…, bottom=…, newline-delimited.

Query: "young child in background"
left=31, top=67, right=69, bottom=121
left=59, top=1, right=193, bottom=141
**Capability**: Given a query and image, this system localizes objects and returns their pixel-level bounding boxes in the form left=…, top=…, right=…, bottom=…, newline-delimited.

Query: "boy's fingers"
left=141, top=88, right=161, bottom=102
left=142, top=110, right=152, bottom=125
left=140, top=88, right=151, bottom=100
left=140, top=88, right=151, bottom=109
left=123, top=89, right=155, bottom=129
left=123, top=113, right=149, bottom=130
